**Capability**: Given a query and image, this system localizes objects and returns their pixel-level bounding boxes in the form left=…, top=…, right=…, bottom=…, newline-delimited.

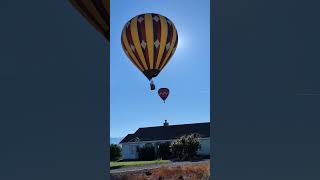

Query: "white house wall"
left=198, top=138, right=210, bottom=155
left=121, top=143, right=139, bottom=160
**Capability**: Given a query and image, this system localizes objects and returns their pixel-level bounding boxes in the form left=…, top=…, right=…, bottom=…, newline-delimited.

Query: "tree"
left=110, top=144, right=122, bottom=161
left=170, top=134, right=201, bottom=160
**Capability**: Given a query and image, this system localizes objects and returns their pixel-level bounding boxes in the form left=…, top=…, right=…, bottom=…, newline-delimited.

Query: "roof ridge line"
left=138, top=122, right=210, bottom=129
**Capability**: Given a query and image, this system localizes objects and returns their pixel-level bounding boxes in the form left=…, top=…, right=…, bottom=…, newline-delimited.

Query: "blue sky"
left=110, top=0, right=210, bottom=138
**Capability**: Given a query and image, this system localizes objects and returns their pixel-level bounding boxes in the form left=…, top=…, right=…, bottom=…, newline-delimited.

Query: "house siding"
left=122, top=143, right=139, bottom=160
left=198, top=138, right=210, bottom=155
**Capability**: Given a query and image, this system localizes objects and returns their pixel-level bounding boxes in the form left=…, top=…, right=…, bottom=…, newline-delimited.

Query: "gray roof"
left=120, top=122, right=210, bottom=144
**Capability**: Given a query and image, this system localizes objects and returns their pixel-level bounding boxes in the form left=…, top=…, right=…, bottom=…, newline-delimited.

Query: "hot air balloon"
left=69, top=0, right=110, bottom=41
left=158, top=88, right=170, bottom=103
left=121, top=13, right=178, bottom=90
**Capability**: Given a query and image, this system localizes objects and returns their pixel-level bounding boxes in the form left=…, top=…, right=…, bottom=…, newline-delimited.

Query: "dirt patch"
left=110, top=161, right=210, bottom=180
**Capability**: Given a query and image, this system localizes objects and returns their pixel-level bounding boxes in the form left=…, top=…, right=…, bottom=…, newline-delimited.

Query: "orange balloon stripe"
left=121, top=29, right=145, bottom=71
left=145, top=14, right=154, bottom=69
left=158, top=20, right=174, bottom=70
left=155, top=15, right=168, bottom=69
left=125, top=22, right=146, bottom=71
left=160, top=27, right=177, bottom=70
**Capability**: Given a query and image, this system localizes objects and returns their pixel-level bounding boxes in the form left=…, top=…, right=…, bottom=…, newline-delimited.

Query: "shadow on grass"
left=110, top=165, right=124, bottom=170
left=171, top=155, right=210, bottom=162
left=117, top=159, right=138, bottom=162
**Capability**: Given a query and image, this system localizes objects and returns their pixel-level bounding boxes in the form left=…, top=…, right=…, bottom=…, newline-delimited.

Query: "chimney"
left=163, top=120, right=169, bottom=126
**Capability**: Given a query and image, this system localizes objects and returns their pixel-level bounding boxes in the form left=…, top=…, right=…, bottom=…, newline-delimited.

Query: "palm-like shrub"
left=170, top=134, right=201, bottom=160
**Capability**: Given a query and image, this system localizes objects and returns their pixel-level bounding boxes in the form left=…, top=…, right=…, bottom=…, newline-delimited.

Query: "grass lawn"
left=110, top=160, right=171, bottom=169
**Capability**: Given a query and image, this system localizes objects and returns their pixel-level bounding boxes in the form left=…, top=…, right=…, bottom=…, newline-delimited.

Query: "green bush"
left=110, top=144, right=122, bottom=161
left=158, top=142, right=172, bottom=160
left=170, top=134, right=201, bottom=160
left=138, top=144, right=156, bottom=161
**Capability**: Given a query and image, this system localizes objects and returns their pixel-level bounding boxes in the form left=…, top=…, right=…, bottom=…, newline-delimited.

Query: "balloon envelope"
left=121, top=13, right=178, bottom=81
left=69, top=0, right=110, bottom=41
left=158, top=88, right=170, bottom=102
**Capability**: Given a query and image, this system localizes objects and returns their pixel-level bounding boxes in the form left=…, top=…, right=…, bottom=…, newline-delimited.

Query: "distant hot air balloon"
left=121, top=13, right=178, bottom=90
left=158, top=88, right=170, bottom=103
left=69, top=0, right=110, bottom=41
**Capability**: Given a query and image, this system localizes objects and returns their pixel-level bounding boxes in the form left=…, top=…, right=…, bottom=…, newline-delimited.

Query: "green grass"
left=110, top=160, right=171, bottom=169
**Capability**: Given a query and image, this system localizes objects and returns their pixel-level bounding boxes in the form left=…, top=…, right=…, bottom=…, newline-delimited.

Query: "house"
left=120, top=121, right=210, bottom=160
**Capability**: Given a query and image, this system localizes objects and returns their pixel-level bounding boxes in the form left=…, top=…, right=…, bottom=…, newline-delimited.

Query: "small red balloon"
left=158, top=88, right=170, bottom=103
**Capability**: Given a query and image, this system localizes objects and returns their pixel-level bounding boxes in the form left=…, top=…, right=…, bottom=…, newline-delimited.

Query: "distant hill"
left=110, top=137, right=123, bottom=144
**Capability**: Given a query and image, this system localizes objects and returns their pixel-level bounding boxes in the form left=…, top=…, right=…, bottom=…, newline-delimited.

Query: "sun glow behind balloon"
left=172, top=19, right=190, bottom=56
left=170, top=28, right=189, bottom=61
left=176, top=31, right=184, bottom=49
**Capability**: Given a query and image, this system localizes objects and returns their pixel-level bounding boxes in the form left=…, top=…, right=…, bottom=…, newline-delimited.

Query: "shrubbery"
left=110, top=144, right=122, bottom=161
left=158, top=142, right=172, bottom=160
left=170, top=134, right=201, bottom=160
left=138, top=144, right=156, bottom=161
left=124, top=134, right=201, bottom=161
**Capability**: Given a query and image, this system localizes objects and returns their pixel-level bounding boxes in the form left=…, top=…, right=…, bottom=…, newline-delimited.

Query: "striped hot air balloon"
left=121, top=13, right=178, bottom=90
left=69, top=0, right=110, bottom=41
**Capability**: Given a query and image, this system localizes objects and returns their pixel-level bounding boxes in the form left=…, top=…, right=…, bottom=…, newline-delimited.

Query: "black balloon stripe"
left=69, top=0, right=109, bottom=41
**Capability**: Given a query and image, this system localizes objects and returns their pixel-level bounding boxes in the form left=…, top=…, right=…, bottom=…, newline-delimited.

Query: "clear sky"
left=110, top=0, right=210, bottom=138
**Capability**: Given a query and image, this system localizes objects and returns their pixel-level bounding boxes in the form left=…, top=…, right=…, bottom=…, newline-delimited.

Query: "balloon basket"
left=150, top=80, right=155, bottom=91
